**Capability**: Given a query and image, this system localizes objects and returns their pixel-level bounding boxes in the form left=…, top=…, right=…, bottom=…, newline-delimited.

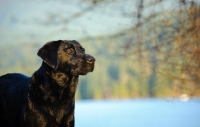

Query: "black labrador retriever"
left=0, top=40, right=95, bottom=127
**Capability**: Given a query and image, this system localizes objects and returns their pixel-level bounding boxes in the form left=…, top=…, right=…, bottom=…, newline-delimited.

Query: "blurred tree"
left=108, top=65, right=119, bottom=81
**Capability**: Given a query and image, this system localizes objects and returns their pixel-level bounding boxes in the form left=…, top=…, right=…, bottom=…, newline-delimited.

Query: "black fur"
left=0, top=40, right=95, bottom=127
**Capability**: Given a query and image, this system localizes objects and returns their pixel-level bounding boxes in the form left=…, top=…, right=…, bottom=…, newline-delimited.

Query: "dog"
left=0, top=40, right=95, bottom=127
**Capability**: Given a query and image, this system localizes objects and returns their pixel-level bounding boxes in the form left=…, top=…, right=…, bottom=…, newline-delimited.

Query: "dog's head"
left=37, top=40, right=95, bottom=75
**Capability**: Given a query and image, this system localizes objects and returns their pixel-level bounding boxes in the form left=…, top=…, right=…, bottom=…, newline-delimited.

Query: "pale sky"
left=0, top=0, right=198, bottom=45
left=0, top=0, right=134, bottom=44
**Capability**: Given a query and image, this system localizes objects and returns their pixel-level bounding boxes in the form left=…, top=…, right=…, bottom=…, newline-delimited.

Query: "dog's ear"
left=37, top=40, right=62, bottom=69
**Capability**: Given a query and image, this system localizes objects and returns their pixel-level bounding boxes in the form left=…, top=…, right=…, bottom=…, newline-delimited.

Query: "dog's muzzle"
left=86, top=55, right=95, bottom=64
left=85, top=55, right=95, bottom=73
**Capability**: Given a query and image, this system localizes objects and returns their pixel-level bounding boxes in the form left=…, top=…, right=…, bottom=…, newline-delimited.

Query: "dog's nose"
left=86, top=55, right=95, bottom=64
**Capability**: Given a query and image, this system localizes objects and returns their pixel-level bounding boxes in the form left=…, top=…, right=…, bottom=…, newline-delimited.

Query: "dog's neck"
left=31, top=62, right=79, bottom=102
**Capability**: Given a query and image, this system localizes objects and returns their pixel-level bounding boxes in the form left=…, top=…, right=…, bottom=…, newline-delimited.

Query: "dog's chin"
left=71, top=72, right=88, bottom=76
left=71, top=68, right=94, bottom=76
left=79, top=72, right=89, bottom=75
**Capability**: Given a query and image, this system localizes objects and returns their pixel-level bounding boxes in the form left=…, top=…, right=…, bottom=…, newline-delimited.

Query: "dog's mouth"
left=85, top=65, right=94, bottom=73
left=71, top=63, right=95, bottom=76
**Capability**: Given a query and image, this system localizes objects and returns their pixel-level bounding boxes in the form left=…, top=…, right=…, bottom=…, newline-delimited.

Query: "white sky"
left=0, top=0, right=134, bottom=44
left=0, top=0, right=198, bottom=44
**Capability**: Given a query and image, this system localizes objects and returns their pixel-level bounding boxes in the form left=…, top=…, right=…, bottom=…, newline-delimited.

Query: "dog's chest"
left=25, top=100, right=74, bottom=127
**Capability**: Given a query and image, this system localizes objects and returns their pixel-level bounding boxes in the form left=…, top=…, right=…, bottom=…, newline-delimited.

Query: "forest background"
left=0, top=0, right=200, bottom=100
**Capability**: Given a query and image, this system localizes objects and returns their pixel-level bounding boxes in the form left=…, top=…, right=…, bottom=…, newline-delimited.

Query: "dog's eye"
left=80, top=47, right=85, bottom=52
left=66, top=48, right=74, bottom=54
